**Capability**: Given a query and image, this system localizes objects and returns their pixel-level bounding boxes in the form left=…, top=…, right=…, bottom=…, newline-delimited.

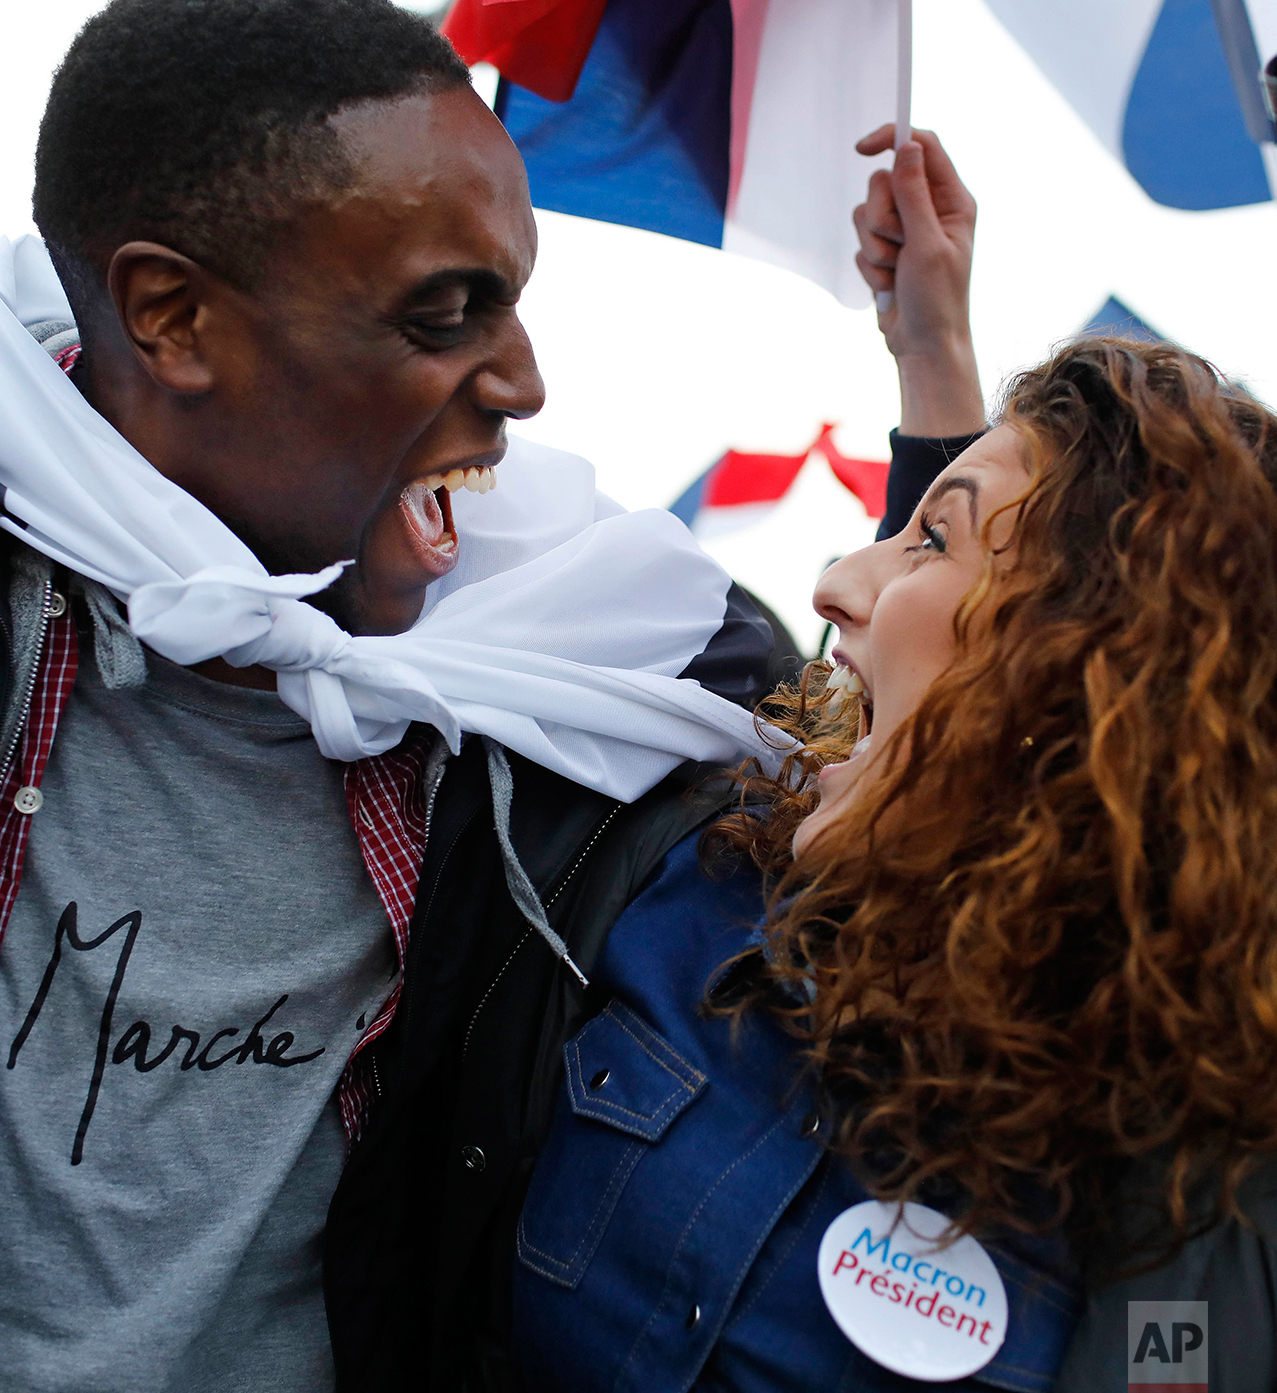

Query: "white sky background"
left=6, top=0, right=1277, bottom=651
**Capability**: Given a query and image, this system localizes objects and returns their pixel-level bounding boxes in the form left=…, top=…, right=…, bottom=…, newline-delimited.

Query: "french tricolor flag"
left=443, top=0, right=904, bottom=308
left=985, top=0, right=1277, bottom=211
left=668, top=425, right=888, bottom=540
left=445, top=0, right=1277, bottom=305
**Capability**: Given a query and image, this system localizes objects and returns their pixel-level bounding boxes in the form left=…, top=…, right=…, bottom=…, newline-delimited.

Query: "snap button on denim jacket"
left=513, top=833, right=1080, bottom=1392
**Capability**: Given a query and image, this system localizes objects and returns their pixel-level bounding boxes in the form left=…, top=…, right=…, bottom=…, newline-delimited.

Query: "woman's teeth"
left=825, top=665, right=865, bottom=711
left=420, top=466, right=497, bottom=495
left=827, top=665, right=872, bottom=739
left=826, top=665, right=865, bottom=697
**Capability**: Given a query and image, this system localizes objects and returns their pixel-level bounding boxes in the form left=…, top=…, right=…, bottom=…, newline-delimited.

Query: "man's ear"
left=106, top=241, right=218, bottom=394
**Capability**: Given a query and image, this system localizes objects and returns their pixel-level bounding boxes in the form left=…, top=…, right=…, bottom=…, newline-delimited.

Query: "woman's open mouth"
left=825, top=663, right=874, bottom=744
left=398, top=464, right=498, bottom=578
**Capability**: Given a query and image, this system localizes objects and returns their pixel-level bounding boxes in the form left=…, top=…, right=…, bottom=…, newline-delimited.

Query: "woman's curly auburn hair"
left=716, top=337, right=1277, bottom=1261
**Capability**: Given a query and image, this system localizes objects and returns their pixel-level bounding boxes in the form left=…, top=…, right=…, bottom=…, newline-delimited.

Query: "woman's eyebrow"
left=920, top=475, right=979, bottom=527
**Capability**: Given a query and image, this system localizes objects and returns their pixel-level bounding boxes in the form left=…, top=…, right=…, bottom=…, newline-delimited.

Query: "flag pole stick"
left=895, top=0, right=913, bottom=153
left=877, top=0, right=913, bottom=314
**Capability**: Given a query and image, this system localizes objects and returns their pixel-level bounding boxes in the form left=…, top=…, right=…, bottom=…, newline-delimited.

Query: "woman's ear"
left=106, top=241, right=217, bottom=394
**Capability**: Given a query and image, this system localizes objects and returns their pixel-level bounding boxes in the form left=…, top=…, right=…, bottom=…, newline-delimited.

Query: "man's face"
left=179, top=85, right=544, bottom=635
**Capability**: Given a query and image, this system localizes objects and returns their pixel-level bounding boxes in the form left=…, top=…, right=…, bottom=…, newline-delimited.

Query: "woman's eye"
left=905, top=514, right=947, bottom=555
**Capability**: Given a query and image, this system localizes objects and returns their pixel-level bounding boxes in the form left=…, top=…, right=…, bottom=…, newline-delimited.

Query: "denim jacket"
left=512, top=832, right=1080, bottom=1393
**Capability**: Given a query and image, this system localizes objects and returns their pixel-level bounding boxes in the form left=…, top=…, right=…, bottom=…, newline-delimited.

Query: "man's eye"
left=402, top=316, right=466, bottom=345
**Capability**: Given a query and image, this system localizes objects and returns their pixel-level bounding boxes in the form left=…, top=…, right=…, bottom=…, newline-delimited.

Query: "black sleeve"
left=877, top=428, right=986, bottom=541
left=677, top=581, right=778, bottom=710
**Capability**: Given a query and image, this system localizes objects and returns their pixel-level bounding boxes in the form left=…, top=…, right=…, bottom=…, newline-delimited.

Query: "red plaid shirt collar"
left=0, top=587, right=433, bottom=1146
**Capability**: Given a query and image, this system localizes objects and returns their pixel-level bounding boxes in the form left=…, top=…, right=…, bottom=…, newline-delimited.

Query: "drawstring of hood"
left=483, top=737, right=590, bottom=990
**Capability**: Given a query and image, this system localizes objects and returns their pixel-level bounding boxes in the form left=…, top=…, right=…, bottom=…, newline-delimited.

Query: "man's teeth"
left=421, top=466, right=497, bottom=495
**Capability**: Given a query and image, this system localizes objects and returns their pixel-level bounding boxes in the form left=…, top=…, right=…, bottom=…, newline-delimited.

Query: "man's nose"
left=473, top=315, right=546, bottom=422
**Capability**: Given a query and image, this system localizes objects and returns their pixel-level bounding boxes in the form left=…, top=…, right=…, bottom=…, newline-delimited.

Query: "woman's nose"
left=811, top=543, right=884, bottom=632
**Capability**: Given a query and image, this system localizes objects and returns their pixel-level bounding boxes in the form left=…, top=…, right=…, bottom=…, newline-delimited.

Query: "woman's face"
left=793, top=425, right=1029, bottom=860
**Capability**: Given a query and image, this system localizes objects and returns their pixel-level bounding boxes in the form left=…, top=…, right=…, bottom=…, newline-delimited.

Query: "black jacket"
left=323, top=740, right=743, bottom=1391
left=318, top=583, right=778, bottom=1391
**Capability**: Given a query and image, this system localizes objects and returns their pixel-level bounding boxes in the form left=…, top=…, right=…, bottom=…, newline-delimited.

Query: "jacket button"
left=47, top=591, right=67, bottom=619
left=685, top=1303, right=701, bottom=1330
left=460, top=1145, right=486, bottom=1173
left=800, top=1111, right=821, bottom=1138
left=590, top=1068, right=611, bottom=1089
left=14, top=786, right=43, bottom=815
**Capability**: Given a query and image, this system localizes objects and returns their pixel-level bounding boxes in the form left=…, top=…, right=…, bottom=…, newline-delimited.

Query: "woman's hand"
left=853, top=126, right=985, bottom=438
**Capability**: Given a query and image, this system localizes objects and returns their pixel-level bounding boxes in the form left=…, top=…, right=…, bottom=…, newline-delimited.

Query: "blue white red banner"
left=444, top=0, right=1277, bottom=300
left=669, top=425, right=888, bottom=540
left=984, top=0, right=1277, bottom=211
left=444, top=0, right=902, bottom=307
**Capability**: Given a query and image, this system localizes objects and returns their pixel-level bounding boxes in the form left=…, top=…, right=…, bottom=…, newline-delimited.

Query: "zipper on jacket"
left=542, top=804, right=622, bottom=914
left=421, top=752, right=447, bottom=853
left=0, top=579, right=54, bottom=792
left=460, top=802, right=622, bottom=1061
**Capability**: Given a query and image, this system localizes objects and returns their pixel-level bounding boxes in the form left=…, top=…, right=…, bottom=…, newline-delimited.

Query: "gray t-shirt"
left=0, top=641, right=397, bottom=1392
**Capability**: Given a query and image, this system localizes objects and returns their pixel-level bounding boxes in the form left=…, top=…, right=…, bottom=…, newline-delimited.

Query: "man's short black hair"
left=33, top=0, right=471, bottom=316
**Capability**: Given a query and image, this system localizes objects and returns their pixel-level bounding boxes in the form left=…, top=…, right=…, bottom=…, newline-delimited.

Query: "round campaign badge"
left=817, top=1200, right=1009, bottom=1382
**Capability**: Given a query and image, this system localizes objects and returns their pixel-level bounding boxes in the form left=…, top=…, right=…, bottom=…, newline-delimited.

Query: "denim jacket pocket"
left=517, top=999, right=709, bottom=1290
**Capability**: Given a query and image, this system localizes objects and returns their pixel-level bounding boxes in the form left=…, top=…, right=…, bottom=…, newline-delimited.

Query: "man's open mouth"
left=398, top=465, right=498, bottom=576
